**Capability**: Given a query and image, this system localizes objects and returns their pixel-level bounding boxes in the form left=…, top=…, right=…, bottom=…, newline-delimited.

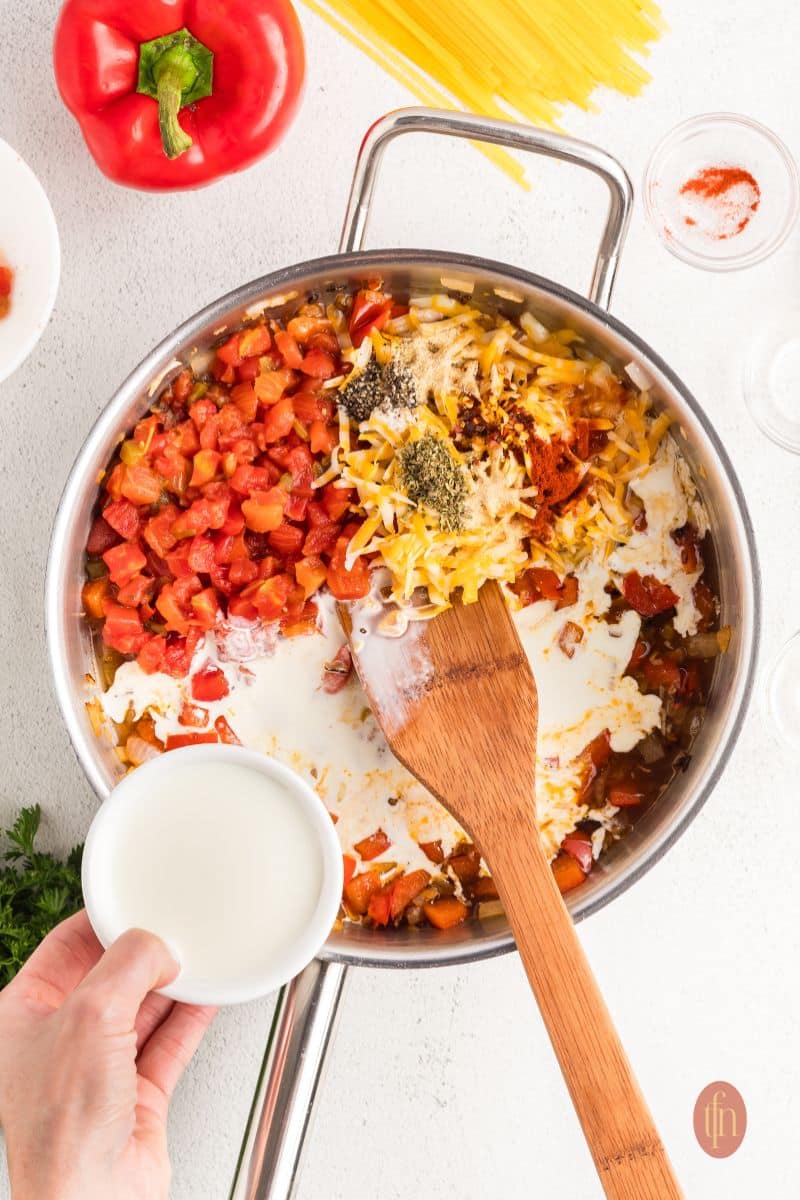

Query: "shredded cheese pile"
left=318, top=294, right=689, bottom=616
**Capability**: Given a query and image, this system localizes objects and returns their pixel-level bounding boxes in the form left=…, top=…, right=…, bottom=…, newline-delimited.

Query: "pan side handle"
left=229, top=959, right=348, bottom=1200
left=339, top=107, right=633, bottom=310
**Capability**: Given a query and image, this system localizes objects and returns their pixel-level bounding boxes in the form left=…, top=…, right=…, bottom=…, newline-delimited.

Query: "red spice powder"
left=679, top=165, right=761, bottom=240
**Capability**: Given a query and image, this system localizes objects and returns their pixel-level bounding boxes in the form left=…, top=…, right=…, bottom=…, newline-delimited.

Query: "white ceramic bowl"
left=81, top=745, right=344, bottom=1005
left=0, top=138, right=60, bottom=384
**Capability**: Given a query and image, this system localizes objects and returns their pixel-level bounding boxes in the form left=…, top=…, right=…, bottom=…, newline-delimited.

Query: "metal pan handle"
left=339, top=107, right=633, bottom=311
left=229, top=959, right=347, bottom=1200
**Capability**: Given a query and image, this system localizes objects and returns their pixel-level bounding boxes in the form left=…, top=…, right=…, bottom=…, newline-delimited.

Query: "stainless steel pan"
left=45, top=110, right=760, bottom=1200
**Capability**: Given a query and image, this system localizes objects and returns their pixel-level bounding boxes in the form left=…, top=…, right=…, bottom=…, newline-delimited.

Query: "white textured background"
left=1, top=0, right=799, bottom=1196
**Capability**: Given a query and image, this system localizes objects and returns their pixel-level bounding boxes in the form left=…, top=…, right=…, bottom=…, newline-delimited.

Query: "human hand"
left=0, top=910, right=216, bottom=1200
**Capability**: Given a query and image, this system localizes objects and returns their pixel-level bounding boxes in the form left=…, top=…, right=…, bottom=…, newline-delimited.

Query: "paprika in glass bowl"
left=53, top=0, right=305, bottom=191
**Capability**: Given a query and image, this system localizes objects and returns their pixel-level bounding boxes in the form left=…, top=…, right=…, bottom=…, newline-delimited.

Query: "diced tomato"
left=326, top=537, right=370, bottom=601
left=622, top=571, right=678, bottom=617
left=102, top=604, right=145, bottom=655
left=423, top=898, right=469, bottom=929
left=349, top=289, right=393, bottom=347
left=562, top=830, right=594, bottom=874
left=247, top=573, right=293, bottom=620
left=556, top=575, right=579, bottom=610
left=179, top=701, right=209, bottom=728
left=354, top=828, right=392, bottom=861
left=343, top=869, right=382, bottom=916
left=155, top=583, right=190, bottom=634
left=190, top=449, right=222, bottom=488
left=190, top=587, right=220, bottom=629
left=342, top=854, right=357, bottom=890
left=103, top=499, right=141, bottom=540
left=86, top=515, right=120, bottom=556
left=309, top=421, right=339, bottom=455
left=367, top=888, right=393, bottom=926
left=186, top=534, right=215, bottom=574
left=262, top=396, right=296, bottom=443
left=191, top=665, right=229, bottom=702
left=586, top=729, right=612, bottom=769
left=190, top=397, right=218, bottom=430
left=419, top=840, right=445, bottom=864
left=242, top=487, right=287, bottom=533
left=164, top=542, right=193, bottom=578
left=303, top=522, right=340, bottom=556
left=551, top=851, right=587, bottom=893
left=254, top=367, right=294, bottom=406
left=321, top=483, right=354, bottom=522
left=274, top=329, right=303, bottom=369
left=608, top=785, right=645, bottom=808
left=137, top=634, right=168, bottom=674
left=389, top=870, right=430, bottom=920
left=0, top=266, right=13, bottom=299
left=104, top=463, right=127, bottom=502
left=165, top=730, right=219, bottom=751
left=229, top=559, right=259, bottom=587
left=116, top=573, right=153, bottom=608
left=143, top=505, right=179, bottom=558
left=230, top=464, right=278, bottom=495
left=120, top=465, right=162, bottom=506
left=214, top=715, right=241, bottom=744
left=470, top=877, right=500, bottom=902
left=673, top=524, right=700, bottom=573
left=299, top=349, right=337, bottom=380
left=297, top=555, right=328, bottom=599
left=268, top=521, right=304, bottom=557
left=447, top=845, right=481, bottom=883
left=102, top=542, right=146, bottom=586
left=239, top=325, right=272, bottom=358
left=81, top=577, right=111, bottom=620
left=643, top=655, right=681, bottom=691
left=292, top=392, right=334, bottom=424
left=231, top=382, right=258, bottom=423
left=627, top=638, right=650, bottom=672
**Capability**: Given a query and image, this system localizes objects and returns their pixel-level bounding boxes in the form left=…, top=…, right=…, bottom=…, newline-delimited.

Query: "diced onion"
left=624, top=360, right=653, bottom=393
left=126, top=736, right=162, bottom=766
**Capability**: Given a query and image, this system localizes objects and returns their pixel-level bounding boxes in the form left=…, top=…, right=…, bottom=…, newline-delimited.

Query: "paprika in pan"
left=53, top=0, right=305, bottom=191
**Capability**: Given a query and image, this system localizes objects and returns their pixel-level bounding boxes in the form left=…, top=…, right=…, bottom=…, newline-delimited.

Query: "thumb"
left=67, top=928, right=180, bottom=1031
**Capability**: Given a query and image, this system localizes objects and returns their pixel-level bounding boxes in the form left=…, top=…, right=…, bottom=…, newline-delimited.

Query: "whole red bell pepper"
left=53, top=0, right=305, bottom=191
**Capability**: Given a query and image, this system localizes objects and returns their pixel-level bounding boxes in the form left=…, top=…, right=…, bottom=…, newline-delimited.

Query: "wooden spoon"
left=339, top=580, right=683, bottom=1200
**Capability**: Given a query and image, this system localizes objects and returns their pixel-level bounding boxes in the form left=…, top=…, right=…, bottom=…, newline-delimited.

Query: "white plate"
left=0, top=138, right=60, bottom=384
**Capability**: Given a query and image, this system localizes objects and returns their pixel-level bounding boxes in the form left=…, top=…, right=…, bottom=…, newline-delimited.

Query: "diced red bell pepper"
left=343, top=869, right=382, bottom=916
left=349, top=289, right=393, bottom=347
left=551, top=852, right=587, bottom=893
left=389, top=870, right=430, bottom=920
left=562, top=830, right=594, bottom=874
left=165, top=731, right=220, bottom=751
left=120, top=465, right=162, bottom=506
left=326, top=537, right=370, bottom=601
left=242, top=488, right=287, bottom=533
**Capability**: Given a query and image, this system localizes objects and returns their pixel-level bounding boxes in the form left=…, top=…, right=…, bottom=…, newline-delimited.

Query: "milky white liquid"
left=95, top=761, right=324, bottom=989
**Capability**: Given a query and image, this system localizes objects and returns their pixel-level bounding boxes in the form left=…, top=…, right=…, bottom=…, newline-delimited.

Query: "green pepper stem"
left=156, top=66, right=194, bottom=159
left=136, top=28, right=214, bottom=162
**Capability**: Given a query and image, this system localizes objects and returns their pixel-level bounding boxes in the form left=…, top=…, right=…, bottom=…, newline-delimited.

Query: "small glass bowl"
left=644, top=113, right=799, bottom=271
left=743, top=308, right=800, bottom=453
left=763, top=631, right=800, bottom=750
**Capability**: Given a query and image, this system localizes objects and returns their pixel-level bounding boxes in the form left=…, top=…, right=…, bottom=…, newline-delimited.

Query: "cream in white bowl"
left=81, top=745, right=344, bottom=1005
left=0, top=138, right=60, bottom=384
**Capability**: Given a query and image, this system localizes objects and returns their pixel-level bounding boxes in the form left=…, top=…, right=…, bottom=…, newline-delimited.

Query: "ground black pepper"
left=339, top=353, right=417, bottom=423
left=398, top=434, right=466, bottom=532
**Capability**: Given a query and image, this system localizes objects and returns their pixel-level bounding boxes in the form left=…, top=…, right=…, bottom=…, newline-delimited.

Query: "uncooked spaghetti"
left=303, top=0, right=664, bottom=186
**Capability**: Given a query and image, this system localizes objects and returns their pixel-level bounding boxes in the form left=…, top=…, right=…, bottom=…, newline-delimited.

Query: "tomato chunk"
left=424, top=898, right=469, bottom=929
left=354, top=828, right=392, bottom=861
left=622, top=571, right=678, bottom=617
left=191, top=665, right=229, bottom=702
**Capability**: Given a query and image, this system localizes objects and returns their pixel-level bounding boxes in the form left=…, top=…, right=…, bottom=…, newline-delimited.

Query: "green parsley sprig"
left=0, top=805, right=83, bottom=988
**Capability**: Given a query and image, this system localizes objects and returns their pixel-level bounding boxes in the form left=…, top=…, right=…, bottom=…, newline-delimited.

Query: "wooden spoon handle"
left=485, top=826, right=683, bottom=1200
